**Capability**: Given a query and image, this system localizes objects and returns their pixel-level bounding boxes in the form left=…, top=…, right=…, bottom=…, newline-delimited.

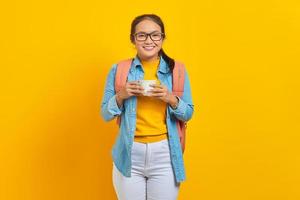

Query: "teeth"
left=143, top=46, right=155, bottom=50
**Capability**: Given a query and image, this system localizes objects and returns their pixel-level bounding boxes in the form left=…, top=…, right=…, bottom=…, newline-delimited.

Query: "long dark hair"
left=130, top=14, right=175, bottom=72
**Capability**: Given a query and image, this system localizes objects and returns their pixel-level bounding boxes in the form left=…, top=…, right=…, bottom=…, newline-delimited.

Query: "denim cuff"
left=169, top=95, right=186, bottom=117
left=107, top=94, right=124, bottom=116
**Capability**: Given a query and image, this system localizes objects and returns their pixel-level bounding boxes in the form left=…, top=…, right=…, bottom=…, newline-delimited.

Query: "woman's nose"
left=144, top=35, right=153, bottom=44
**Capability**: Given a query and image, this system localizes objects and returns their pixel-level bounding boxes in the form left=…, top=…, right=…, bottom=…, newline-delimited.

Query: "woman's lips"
left=143, top=46, right=155, bottom=51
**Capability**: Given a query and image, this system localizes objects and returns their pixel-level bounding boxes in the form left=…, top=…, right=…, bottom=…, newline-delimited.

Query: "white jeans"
left=112, top=138, right=180, bottom=200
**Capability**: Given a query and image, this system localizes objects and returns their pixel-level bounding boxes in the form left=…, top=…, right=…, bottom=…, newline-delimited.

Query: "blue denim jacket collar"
left=131, top=54, right=170, bottom=74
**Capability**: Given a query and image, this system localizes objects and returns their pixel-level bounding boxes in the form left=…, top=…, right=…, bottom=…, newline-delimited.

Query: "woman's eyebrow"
left=136, top=30, right=161, bottom=34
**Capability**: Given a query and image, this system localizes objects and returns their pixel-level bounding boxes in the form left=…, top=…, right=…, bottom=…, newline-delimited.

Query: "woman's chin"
left=139, top=52, right=159, bottom=60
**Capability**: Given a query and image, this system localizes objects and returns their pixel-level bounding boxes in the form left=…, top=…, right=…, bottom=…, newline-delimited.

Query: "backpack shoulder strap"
left=114, top=58, right=132, bottom=126
left=172, top=61, right=185, bottom=97
left=115, top=58, right=133, bottom=92
left=173, top=61, right=187, bottom=154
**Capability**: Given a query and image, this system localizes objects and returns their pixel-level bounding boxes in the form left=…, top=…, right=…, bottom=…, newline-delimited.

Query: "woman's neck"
left=137, top=54, right=160, bottom=63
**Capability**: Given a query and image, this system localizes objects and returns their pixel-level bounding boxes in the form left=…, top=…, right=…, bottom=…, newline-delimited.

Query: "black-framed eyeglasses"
left=133, top=31, right=165, bottom=41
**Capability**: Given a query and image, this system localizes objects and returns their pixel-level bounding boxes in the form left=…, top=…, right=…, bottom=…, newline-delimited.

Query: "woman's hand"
left=116, top=81, right=144, bottom=108
left=148, top=84, right=179, bottom=108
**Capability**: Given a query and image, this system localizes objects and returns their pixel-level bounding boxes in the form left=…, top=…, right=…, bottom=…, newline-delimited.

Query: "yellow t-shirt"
left=134, top=57, right=168, bottom=143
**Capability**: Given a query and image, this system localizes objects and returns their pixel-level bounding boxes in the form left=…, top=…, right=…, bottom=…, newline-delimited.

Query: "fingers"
left=148, top=88, right=166, bottom=96
left=149, top=88, right=164, bottom=93
left=148, top=86, right=166, bottom=93
left=149, top=84, right=163, bottom=89
left=127, top=81, right=141, bottom=86
left=126, top=81, right=144, bottom=96
left=128, top=84, right=144, bottom=92
left=148, top=92, right=165, bottom=97
left=148, top=84, right=168, bottom=98
left=127, top=88, right=143, bottom=95
left=126, top=81, right=142, bottom=88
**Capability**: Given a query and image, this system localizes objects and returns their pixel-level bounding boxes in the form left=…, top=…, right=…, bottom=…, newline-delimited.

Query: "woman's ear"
left=131, top=38, right=136, bottom=45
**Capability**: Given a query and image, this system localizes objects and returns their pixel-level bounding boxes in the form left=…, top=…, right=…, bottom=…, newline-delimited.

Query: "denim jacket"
left=100, top=55, right=194, bottom=183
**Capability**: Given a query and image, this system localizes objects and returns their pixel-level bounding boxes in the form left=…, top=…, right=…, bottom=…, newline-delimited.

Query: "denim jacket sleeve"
left=100, top=63, right=125, bottom=121
left=168, top=67, right=194, bottom=122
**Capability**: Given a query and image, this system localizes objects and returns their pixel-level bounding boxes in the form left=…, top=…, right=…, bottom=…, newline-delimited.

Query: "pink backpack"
left=114, top=58, right=187, bottom=153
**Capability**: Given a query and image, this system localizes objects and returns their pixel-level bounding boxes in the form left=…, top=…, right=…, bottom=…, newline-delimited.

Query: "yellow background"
left=1, top=0, right=300, bottom=199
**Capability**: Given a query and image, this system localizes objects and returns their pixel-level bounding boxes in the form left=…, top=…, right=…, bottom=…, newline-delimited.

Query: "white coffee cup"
left=138, top=80, right=158, bottom=96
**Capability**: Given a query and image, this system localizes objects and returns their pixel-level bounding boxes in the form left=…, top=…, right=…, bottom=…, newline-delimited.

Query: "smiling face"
left=132, top=19, right=164, bottom=62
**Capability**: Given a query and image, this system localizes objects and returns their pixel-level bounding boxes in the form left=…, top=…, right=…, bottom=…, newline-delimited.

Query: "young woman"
left=101, top=14, right=194, bottom=200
